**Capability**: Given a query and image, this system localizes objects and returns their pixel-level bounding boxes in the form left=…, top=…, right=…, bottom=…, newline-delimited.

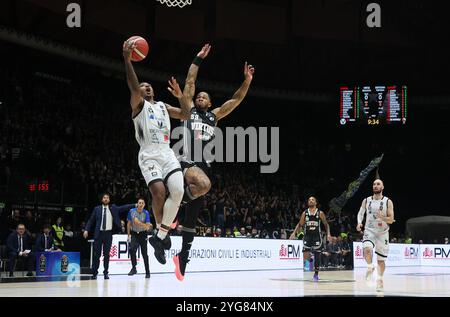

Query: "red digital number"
left=38, top=183, right=49, bottom=191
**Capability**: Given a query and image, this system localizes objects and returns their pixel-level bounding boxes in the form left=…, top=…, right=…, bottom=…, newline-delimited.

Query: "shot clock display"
left=340, top=85, right=407, bottom=125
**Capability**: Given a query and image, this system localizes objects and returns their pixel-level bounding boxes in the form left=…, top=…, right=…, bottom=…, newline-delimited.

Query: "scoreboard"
left=340, top=86, right=407, bottom=125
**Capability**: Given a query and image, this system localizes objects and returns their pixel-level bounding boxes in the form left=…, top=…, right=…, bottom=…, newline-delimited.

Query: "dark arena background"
left=1, top=0, right=450, bottom=303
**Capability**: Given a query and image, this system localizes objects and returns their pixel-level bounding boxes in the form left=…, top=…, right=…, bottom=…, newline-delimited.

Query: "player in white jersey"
left=123, top=39, right=191, bottom=265
left=356, top=179, right=395, bottom=292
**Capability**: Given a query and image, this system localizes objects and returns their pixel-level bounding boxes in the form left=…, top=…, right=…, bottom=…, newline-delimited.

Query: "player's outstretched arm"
left=184, top=44, right=211, bottom=101
left=166, top=77, right=191, bottom=120
left=123, top=40, right=144, bottom=117
left=212, top=62, right=255, bottom=121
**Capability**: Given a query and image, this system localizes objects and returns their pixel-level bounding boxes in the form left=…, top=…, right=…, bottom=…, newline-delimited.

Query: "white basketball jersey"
left=133, top=100, right=171, bottom=148
left=365, top=196, right=390, bottom=233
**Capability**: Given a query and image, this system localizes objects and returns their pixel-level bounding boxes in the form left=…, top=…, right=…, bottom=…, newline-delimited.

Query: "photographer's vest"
left=52, top=224, right=64, bottom=247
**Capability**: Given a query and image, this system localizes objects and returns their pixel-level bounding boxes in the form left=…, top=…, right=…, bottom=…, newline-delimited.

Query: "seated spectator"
left=204, top=228, right=213, bottom=237
left=260, top=229, right=270, bottom=239
left=224, top=228, right=234, bottom=238
left=119, top=220, right=127, bottom=235
left=63, top=224, right=75, bottom=251
left=250, top=228, right=260, bottom=238
left=236, top=227, right=248, bottom=238
left=7, top=224, right=34, bottom=277
left=322, top=237, right=341, bottom=267
left=339, top=236, right=352, bottom=268
left=214, top=228, right=222, bottom=237
left=321, top=241, right=332, bottom=267
left=64, top=224, right=74, bottom=238
left=35, top=224, right=60, bottom=252
left=331, top=237, right=342, bottom=266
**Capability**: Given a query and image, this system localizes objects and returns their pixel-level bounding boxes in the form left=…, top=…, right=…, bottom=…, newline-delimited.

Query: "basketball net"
left=156, top=0, right=192, bottom=8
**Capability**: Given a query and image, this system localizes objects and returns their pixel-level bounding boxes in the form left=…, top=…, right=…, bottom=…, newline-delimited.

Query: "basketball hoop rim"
left=156, top=0, right=192, bottom=8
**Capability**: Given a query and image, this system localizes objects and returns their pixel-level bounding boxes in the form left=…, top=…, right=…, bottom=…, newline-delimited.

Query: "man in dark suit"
left=83, top=193, right=136, bottom=279
left=7, top=223, right=34, bottom=277
left=35, top=224, right=60, bottom=252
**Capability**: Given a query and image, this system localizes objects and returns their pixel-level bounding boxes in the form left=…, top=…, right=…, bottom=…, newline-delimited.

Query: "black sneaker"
left=145, top=273, right=150, bottom=279
left=148, top=235, right=167, bottom=265
left=91, top=274, right=97, bottom=280
left=162, top=235, right=172, bottom=250
left=173, top=251, right=190, bottom=281
left=104, top=274, right=110, bottom=279
left=128, top=268, right=137, bottom=276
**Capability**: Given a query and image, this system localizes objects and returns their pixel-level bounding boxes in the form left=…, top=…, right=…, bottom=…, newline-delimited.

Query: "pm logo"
left=279, top=244, right=300, bottom=260
left=434, top=248, right=450, bottom=259
left=404, top=247, right=418, bottom=259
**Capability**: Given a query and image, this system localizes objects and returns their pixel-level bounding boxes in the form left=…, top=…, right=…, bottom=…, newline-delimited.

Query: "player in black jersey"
left=168, top=44, right=255, bottom=281
left=290, top=197, right=331, bottom=281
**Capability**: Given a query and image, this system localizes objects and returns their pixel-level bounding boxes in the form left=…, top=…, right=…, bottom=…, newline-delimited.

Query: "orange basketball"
left=127, top=36, right=149, bottom=62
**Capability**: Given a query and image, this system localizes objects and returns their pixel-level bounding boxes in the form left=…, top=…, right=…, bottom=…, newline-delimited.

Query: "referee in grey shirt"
left=127, top=198, right=152, bottom=278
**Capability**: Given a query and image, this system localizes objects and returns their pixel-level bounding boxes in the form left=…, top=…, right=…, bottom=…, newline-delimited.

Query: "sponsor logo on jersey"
left=192, top=122, right=215, bottom=137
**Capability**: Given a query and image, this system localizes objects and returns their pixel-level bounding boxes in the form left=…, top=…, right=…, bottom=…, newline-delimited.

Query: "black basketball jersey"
left=304, top=209, right=322, bottom=237
left=181, top=107, right=217, bottom=163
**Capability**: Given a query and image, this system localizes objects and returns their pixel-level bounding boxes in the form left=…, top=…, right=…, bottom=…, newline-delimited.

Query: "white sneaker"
left=365, top=267, right=374, bottom=281
left=376, top=279, right=384, bottom=292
